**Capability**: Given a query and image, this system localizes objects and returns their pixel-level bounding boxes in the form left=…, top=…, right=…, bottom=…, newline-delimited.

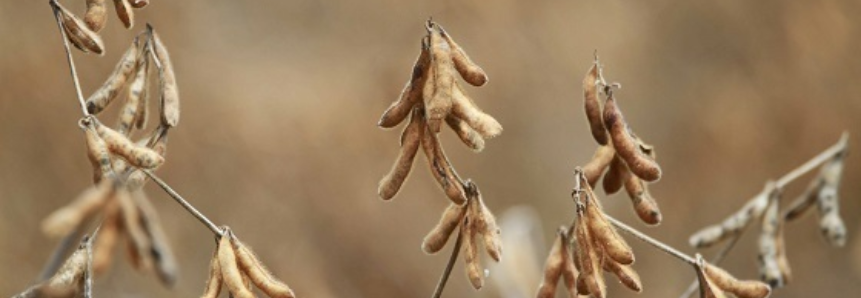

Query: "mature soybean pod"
left=420, top=126, right=467, bottom=204
left=582, top=145, right=614, bottom=187
left=149, top=26, right=181, bottom=127
left=117, top=188, right=154, bottom=271
left=463, top=219, right=484, bottom=290
left=83, top=121, right=114, bottom=183
left=94, top=120, right=164, bottom=169
left=131, top=0, right=149, bottom=8
left=583, top=60, right=608, bottom=145
left=84, top=0, right=108, bottom=32
left=92, top=201, right=120, bottom=276
left=132, top=191, right=178, bottom=286
left=218, top=229, right=255, bottom=298
left=602, top=155, right=628, bottom=195
left=536, top=229, right=565, bottom=298
left=623, top=175, right=662, bottom=225
left=114, top=0, right=134, bottom=29
left=445, top=115, right=485, bottom=152
left=438, top=25, right=488, bottom=87
left=231, top=236, right=295, bottom=298
left=694, top=255, right=729, bottom=298
left=86, top=38, right=141, bottom=114
left=757, top=197, right=783, bottom=288
left=378, top=37, right=430, bottom=128
left=602, top=258, right=642, bottom=292
left=704, top=263, right=771, bottom=298
left=451, top=84, right=502, bottom=138
left=422, top=203, right=466, bottom=254
left=201, top=251, right=223, bottom=298
left=425, top=26, right=454, bottom=132
left=54, top=1, right=105, bottom=55
left=42, top=181, right=114, bottom=238
left=378, top=109, right=424, bottom=201
left=603, top=94, right=661, bottom=182
left=575, top=211, right=605, bottom=298
left=584, top=188, right=634, bottom=265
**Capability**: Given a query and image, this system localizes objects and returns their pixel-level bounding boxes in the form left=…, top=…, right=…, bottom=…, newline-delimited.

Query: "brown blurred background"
left=2, top=0, right=860, bottom=297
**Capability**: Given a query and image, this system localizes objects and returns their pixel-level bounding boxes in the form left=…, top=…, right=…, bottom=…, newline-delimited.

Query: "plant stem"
left=143, top=170, right=224, bottom=236
left=431, top=227, right=463, bottom=298
left=48, top=0, right=90, bottom=117
left=606, top=215, right=697, bottom=266
left=678, top=133, right=848, bottom=298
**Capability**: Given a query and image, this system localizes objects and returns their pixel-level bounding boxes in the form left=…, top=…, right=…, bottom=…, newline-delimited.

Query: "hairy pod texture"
left=218, top=229, right=256, bottom=298
left=86, top=37, right=142, bottom=114
left=378, top=38, right=430, bottom=129
left=378, top=108, right=424, bottom=200
left=583, top=184, right=634, bottom=265
left=422, top=202, right=466, bottom=254
left=94, top=119, right=164, bottom=169
left=583, top=58, right=608, bottom=145
left=84, top=0, right=108, bottom=32
left=231, top=236, right=296, bottom=298
left=54, top=1, right=104, bottom=55
left=623, top=174, right=662, bottom=225
left=603, top=92, right=661, bottom=182
left=536, top=227, right=578, bottom=298
left=113, top=0, right=134, bottom=29
left=149, top=25, right=181, bottom=128
left=704, top=263, right=771, bottom=298
left=438, top=25, right=488, bottom=87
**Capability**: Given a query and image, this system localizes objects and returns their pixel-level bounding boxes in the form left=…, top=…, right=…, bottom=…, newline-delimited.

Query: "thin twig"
left=431, top=227, right=464, bottom=298
left=678, top=133, right=848, bottom=298
left=49, top=0, right=90, bottom=117
left=143, top=170, right=224, bottom=236
left=606, top=215, right=697, bottom=266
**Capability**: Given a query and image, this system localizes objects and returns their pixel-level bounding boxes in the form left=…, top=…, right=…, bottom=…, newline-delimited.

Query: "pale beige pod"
left=230, top=235, right=296, bottom=298
left=132, top=191, right=178, bottom=286
left=757, top=194, right=783, bottom=288
left=118, top=43, right=151, bottom=134
left=463, top=217, right=484, bottom=290
left=42, top=180, right=115, bottom=238
left=42, top=236, right=92, bottom=296
left=689, top=186, right=772, bottom=248
left=445, top=115, right=485, bottom=152
left=424, top=25, right=455, bottom=133
left=86, top=37, right=142, bottom=114
left=82, top=120, right=114, bottom=183
left=94, top=119, right=164, bottom=169
left=438, top=25, right=488, bottom=87
left=602, top=93, right=661, bottom=182
left=816, top=154, right=847, bottom=247
left=201, top=250, right=224, bottom=298
left=582, top=146, right=614, bottom=187
left=53, top=1, right=105, bottom=55
left=420, top=125, right=467, bottom=204
left=422, top=202, right=467, bottom=254
left=694, top=255, right=729, bottom=298
left=218, top=228, right=256, bottom=298
left=536, top=229, right=566, bottom=298
left=704, top=263, right=771, bottom=298
left=378, top=37, right=430, bottom=129
left=114, top=0, right=134, bottom=29
left=92, top=200, right=120, bottom=276
left=84, top=0, right=108, bottom=32
left=378, top=109, right=424, bottom=201
left=149, top=25, right=181, bottom=128
left=117, top=188, right=154, bottom=271
left=583, top=58, right=608, bottom=145
left=451, top=84, right=502, bottom=139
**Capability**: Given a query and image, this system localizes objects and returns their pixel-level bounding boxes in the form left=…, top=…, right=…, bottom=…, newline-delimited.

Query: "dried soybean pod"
left=695, top=255, right=728, bottom=298
left=119, top=45, right=150, bottom=134
left=42, top=180, right=114, bottom=238
left=689, top=186, right=772, bottom=248
left=201, top=252, right=223, bottom=298
left=582, top=145, right=614, bottom=187
left=623, top=174, right=662, bottom=225
left=466, top=182, right=502, bottom=262
left=53, top=1, right=105, bottom=55
left=84, top=0, right=108, bottom=32
left=149, top=25, right=181, bottom=127
left=704, top=263, right=771, bottom=298
left=602, top=258, right=642, bottom=292
left=131, top=0, right=149, bottom=8
left=536, top=229, right=566, bottom=298
left=575, top=209, right=606, bottom=298
left=583, top=58, right=608, bottom=145
left=774, top=224, right=791, bottom=283
left=603, top=92, right=661, bottom=182
left=783, top=183, right=818, bottom=221
left=92, top=201, right=120, bottom=276
left=218, top=228, right=256, bottom=298
left=86, top=37, right=141, bottom=114
left=82, top=120, right=114, bottom=183
left=602, top=155, right=629, bottom=195
left=583, top=187, right=634, bottom=265
left=231, top=236, right=296, bottom=298
left=378, top=37, right=430, bottom=129
left=113, top=0, right=134, bottom=29
left=43, top=236, right=91, bottom=295
left=758, top=194, right=783, bottom=288
left=117, top=188, right=154, bottom=271
left=816, top=154, right=847, bottom=246
left=132, top=191, right=178, bottom=286
left=463, top=217, right=484, bottom=290
left=94, top=120, right=164, bottom=169
left=451, top=84, right=503, bottom=138
left=425, top=24, right=455, bottom=133
left=378, top=109, right=424, bottom=200
left=438, top=25, right=487, bottom=87
left=446, top=115, right=485, bottom=152
left=420, top=125, right=467, bottom=204
left=422, top=203, right=467, bottom=254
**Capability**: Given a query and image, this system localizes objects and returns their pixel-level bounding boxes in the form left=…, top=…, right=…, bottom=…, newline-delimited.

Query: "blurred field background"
left=2, top=1, right=860, bottom=297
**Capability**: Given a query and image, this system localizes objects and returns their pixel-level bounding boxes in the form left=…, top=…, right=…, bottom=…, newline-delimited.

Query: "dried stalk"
left=49, top=0, right=89, bottom=117
left=431, top=228, right=464, bottom=298
left=143, top=170, right=224, bottom=236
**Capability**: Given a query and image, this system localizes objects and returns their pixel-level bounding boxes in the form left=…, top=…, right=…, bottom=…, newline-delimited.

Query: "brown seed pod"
left=437, top=25, right=488, bottom=87
left=149, top=25, right=181, bottom=128
left=118, top=43, right=151, bottom=135
left=84, top=0, right=108, bottom=32
left=230, top=235, right=296, bottom=298
left=445, top=115, right=485, bottom=152
left=602, top=155, right=629, bottom=195
left=583, top=186, right=634, bottom=265
left=623, top=174, right=662, bottom=225
left=574, top=209, right=606, bottom=298
left=201, top=250, right=224, bottom=298
left=378, top=37, right=430, bottom=129
left=475, top=197, right=503, bottom=262
left=582, top=145, right=614, bottom=187
left=131, top=0, right=149, bottom=8
left=704, top=263, right=771, bottom=298
left=86, top=37, right=142, bottom=114
left=694, top=255, right=728, bottom=298
left=117, top=188, right=153, bottom=271
left=689, top=186, right=772, bottom=248
left=93, top=200, right=120, bottom=276
left=583, top=58, right=608, bottom=145
left=42, top=180, right=115, bottom=238
left=463, top=217, right=484, bottom=290
left=602, top=92, right=661, bottom=182
left=602, top=257, right=642, bottom=292
left=757, top=193, right=784, bottom=288
left=94, top=119, right=164, bottom=169
left=424, top=25, right=455, bottom=133
left=378, top=109, right=424, bottom=201
left=451, top=84, right=503, bottom=139
left=218, top=228, right=256, bottom=298
left=536, top=228, right=566, bottom=298
left=420, top=125, right=467, bottom=204
left=113, top=0, right=134, bottom=29
left=422, top=202, right=467, bottom=254
left=82, top=121, right=115, bottom=183
left=41, top=236, right=92, bottom=296
left=132, top=191, right=178, bottom=286
left=51, top=1, right=104, bottom=55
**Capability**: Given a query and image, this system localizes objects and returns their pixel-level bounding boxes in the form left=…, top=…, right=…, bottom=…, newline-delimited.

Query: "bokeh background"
left=2, top=1, right=860, bottom=297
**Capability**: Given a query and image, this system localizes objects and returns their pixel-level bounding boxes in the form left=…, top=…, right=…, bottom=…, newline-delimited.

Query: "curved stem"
left=431, top=227, right=463, bottom=298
